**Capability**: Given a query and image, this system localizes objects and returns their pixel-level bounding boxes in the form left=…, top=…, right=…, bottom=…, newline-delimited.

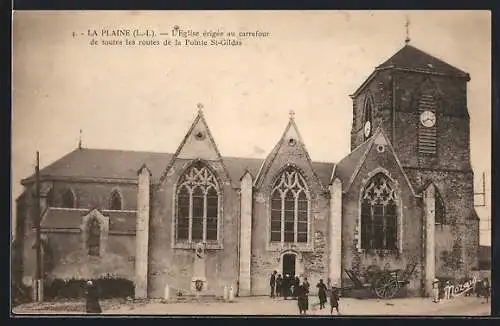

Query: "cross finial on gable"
left=289, top=110, right=295, bottom=120
left=405, top=15, right=411, bottom=45
left=197, top=103, right=204, bottom=116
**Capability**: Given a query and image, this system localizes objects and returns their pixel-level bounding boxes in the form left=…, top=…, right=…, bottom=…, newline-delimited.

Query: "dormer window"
left=61, top=188, right=76, bottom=208
left=109, top=190, right=122, bottom=210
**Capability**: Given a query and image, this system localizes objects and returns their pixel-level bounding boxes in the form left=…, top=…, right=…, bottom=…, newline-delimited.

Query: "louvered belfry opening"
left=418, top=93, right=437, bottom=156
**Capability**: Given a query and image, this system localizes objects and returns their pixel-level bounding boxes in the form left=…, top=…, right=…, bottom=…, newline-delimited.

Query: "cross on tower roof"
left=405, top=15, right=411, bottom=45
left=197, top=103, right=204, bottom=115
left=289, top=110, right=295, bottom=120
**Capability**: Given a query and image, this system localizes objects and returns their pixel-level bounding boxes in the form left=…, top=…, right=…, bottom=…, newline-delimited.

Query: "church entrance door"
left=282, top=253, right=296, bottom=277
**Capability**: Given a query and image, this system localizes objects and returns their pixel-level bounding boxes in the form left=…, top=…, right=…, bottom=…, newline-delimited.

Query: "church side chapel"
left=14, top=40, right=480, bottom=299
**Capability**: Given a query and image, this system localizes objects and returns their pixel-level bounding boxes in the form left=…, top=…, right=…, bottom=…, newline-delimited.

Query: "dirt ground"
left=12, top=295, right=491, bottom=316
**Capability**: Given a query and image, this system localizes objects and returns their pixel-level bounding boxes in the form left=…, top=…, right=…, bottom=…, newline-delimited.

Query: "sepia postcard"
left=11, top=10, right=492, bottom=316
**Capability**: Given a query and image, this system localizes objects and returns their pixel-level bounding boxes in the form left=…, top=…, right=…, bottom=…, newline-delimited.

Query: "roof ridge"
left=377, top=44, right=468, bottom=75
left=77, top=147, right=173, bottom=155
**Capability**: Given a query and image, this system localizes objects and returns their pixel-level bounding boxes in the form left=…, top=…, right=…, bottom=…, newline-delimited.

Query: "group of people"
left=432, top=277, right=490, bottom=304
left=269, top=271, right=340, bottom=315
left=269, top=271, right=303, bottom=300
left=475, top=278, right=491, bottom=303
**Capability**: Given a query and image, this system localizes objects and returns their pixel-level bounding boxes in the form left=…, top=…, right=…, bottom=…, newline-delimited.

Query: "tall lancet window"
left=175, top=161, right=220, bottom=242
left=361, top=173, right=397, bottom=250
left=87, top=218, right=101, bottom=256
left=435, top=189, right=446, bottom=225
left=270, top=166, right=310, bottom=244
left=363, top=95, right=374, bottom=140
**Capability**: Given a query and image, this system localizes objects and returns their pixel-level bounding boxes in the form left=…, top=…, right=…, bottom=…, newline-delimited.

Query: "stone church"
left=14, top=43, right=480, bottom=298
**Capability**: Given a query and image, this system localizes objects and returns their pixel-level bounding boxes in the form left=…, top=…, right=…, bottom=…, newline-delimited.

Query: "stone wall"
left=404, top=169, right=477, bottom=277
left=341, top=141, right=423, bottom=296
left=22, top=230, right=135, bottom=284
left=251, top=132, right=329, bottom=296
left=351, top=70, right=394, bottom=149
left=148, top=159, right=239, bottom=298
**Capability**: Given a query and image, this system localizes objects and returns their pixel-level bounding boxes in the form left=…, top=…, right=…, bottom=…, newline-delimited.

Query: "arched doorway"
left=278, top=250, right=303, bottom=278
left=282, top=253, right=296, bottom=277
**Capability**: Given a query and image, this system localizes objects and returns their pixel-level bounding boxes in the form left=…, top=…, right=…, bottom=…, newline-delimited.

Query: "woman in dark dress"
left=84, top=280, right=102, bottom=314
left=316, top=279, right=327, bottom=309
left=283, top=274, right=290, bottom=300
left=296, top=282, right=309, bottom=315
left=276, top=274, right=283, bottom=298
left=482, top=278, right=490, bottom=303
left=303, top=277, right=310, bottom=310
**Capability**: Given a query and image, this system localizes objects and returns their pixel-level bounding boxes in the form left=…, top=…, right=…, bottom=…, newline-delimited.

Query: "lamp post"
left=33, top=151, right=44, bottom=302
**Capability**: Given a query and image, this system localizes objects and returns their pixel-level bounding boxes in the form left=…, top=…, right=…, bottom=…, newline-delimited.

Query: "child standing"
left=329, top=283, right=340, bottom=315
left=432, top=278, right=440, bottom=303
left=316, top=279, right=327, bottom=310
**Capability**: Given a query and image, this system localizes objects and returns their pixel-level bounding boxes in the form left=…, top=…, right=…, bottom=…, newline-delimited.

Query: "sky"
left=12, top=10, right=491, bottom=245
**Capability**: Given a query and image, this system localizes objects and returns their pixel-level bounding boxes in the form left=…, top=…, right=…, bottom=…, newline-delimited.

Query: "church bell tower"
left=348, top=31, right=479, bottom=277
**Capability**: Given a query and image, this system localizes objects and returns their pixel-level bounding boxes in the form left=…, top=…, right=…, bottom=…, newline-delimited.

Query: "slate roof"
left=333, top=137, right=374, bottom=188
left=40, top=207, right=137, bottom=233
left=351, top=44, right=470, bottom=97
left=22, top=147, right=335, bottom=188
left=333, top=128, right=418, bottom=196
left=377, top=45, right=469, bottom=77
left=468, top=209, right=481, bottom=221
left=22, top=148, right=174, bottom=183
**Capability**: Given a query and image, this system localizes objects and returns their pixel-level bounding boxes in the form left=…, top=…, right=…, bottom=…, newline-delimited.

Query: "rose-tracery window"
left=176, top=161, right=220, bottom=242
left=270, top=166, right=309, bottom=244
left=361, top=173, right=397, bottom=250
left=87, top=218, right=100, bottom=256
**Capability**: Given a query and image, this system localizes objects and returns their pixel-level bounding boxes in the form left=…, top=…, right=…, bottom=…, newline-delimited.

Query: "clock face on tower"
left=420, top=110, right=436, bottom=128
left=364, top=121, right=371, bottom=138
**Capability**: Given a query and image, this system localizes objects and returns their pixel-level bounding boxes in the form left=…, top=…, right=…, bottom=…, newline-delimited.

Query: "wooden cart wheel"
left=374, top=275, right=399, bottom=299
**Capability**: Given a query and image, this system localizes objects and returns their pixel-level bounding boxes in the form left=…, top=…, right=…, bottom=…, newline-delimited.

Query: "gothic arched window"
left=361, top=173, right=397, bottom=250
left=61, top=188, right=76, bottom=208
left=109, top=190, right=122, bottom=210
left=175, top=161, right=220, bottom=242
left=435, top=190, right=446, bottom=225
left=270, top=166, right=310, bottom=244
left=87, top=218, right=100, bottom=256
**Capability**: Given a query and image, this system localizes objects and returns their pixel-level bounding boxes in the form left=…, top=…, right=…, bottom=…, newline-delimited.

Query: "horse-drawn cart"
left=344, top=259, right=417, bottom=299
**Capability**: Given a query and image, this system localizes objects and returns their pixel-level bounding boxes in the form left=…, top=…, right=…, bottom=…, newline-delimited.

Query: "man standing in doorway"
left=270, top=270, right=277, bottom=298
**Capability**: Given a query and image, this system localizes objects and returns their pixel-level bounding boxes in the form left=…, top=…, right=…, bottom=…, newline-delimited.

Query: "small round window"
left=195, top=131, right=205, bottom=140
left=376, top=144, right=385, bottom=153
left=288, top=138, right=297, bottom=146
